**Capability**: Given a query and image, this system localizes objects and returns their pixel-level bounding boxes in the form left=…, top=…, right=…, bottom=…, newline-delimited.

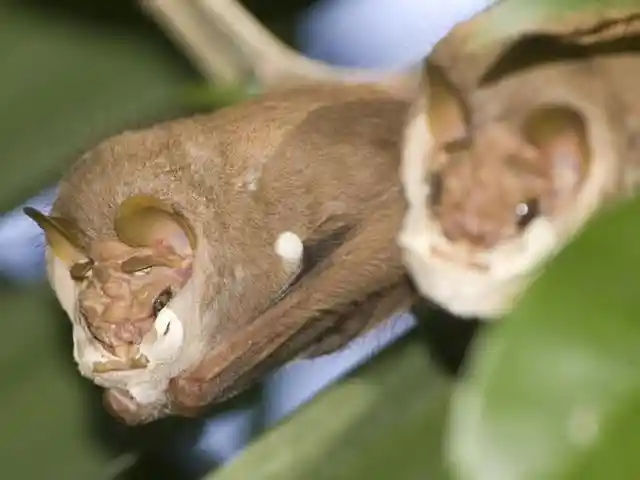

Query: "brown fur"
left=53, top=85, right=410, bottom=337
left=169, top=189, right=416, bottom=409
left=421, top=48, right=635, bottom=249
left=426, top=6, right=640, bottom=100
left=398, top=5, right=640, bottom=320
left=430, top=124, right=549, bottom=248
left=28, top=84, right=418, bottom=424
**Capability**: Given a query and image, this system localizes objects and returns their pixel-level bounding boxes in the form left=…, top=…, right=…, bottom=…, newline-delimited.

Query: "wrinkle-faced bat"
left=25, top=84, right=418, bottom=425
left=398, top=10, right=640, bottom=319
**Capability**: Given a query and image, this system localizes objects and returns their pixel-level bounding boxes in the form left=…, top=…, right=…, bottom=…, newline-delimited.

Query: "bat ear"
left=423, top=60, right=470, bottom=146
left=23, top=207, right=89, bottom=267
left=114, top=196, right=196, bottom=258
left=522, top=105, right=591, bottom=202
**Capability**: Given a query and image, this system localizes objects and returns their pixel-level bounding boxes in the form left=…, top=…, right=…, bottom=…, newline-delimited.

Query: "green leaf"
left=0, top=284, right=114, bottom=478
left=208, top=331, right=453, bottom=480
left=0, top=2, right=203, bottom=213
left=447, top=196, right=640, bottom=480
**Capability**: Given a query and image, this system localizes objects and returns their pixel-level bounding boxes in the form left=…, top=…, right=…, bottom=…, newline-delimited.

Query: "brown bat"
left=398, top=10, right=640, bottom=319
left=25, top=84, right=418, bottom=425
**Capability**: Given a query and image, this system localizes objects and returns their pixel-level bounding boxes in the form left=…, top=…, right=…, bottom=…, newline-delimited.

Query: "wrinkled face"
left=77, top=240, right=192, bottom=355
left=25, top=195, right=198, bottom=379
left=428, top=124, right=554, bottom=252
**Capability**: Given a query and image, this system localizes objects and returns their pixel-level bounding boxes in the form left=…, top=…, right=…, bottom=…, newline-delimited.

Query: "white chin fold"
left=400, top=243, right=523, bottom=319
left=71, top=306, right=187, bottom=407
left=398, top=217, right=559, bottom=320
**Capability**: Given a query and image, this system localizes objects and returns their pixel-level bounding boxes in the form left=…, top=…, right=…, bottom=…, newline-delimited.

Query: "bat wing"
left=168, top=187, right=416, bottom=412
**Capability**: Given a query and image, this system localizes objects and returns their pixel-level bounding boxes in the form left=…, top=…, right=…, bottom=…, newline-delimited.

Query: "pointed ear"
left=114, top=196, right=196, bottom=258
left=23, top=207, right=89, bottom=267
left=423, top=60, right=470, bottom=146
left=522, top=105, right=591, bottom=200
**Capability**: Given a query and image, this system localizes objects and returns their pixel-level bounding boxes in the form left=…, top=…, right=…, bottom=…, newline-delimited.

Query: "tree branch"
left=140, top=0, right=420, bottom=95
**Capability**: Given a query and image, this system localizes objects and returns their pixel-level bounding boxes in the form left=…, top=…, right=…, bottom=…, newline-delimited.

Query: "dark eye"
left=152, top=288, right=173, bottom=317
left=428, top=172, right=444, bottom=208
left=515, top=198, right=540, bottom=229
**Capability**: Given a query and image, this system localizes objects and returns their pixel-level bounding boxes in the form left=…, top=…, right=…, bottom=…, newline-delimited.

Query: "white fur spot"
left=154, top=307, right=173, bottom=336
left=142, top=307, right=185, bottom=364
left=515, top=202, right=529, bottom=217
left=275, top=231, right=303, bottom=265
left=245, top=166, right=262, bottom=191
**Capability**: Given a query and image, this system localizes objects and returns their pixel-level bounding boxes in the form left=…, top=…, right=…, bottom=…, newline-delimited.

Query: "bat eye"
left=515, top=198, right=540, bottom=230
left=152, top=288, right=173, bottom=317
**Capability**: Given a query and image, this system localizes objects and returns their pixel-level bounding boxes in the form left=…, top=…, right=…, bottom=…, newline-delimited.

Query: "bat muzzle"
left=92, top=343, right=150, bottom=374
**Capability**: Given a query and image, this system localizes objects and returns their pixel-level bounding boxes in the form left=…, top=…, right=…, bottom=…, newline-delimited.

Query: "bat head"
left=399, top=62, right=598, bottom=319
left=25, top=195, right=207, bottom=406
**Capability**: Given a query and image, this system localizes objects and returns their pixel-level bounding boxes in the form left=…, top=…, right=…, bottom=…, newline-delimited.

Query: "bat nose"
left=466, top=229, right=498, bottom=249
left=91, top=319, right=152, bottom=349
left=87, top=320, right=151, bottom=363
left=442, top=215, right=500, bottom=249
left=114, top=321, right=147, bottom=344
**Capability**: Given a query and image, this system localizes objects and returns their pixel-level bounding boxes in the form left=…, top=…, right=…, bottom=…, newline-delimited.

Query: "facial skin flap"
left=141, top=306, right=185, bottom=366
